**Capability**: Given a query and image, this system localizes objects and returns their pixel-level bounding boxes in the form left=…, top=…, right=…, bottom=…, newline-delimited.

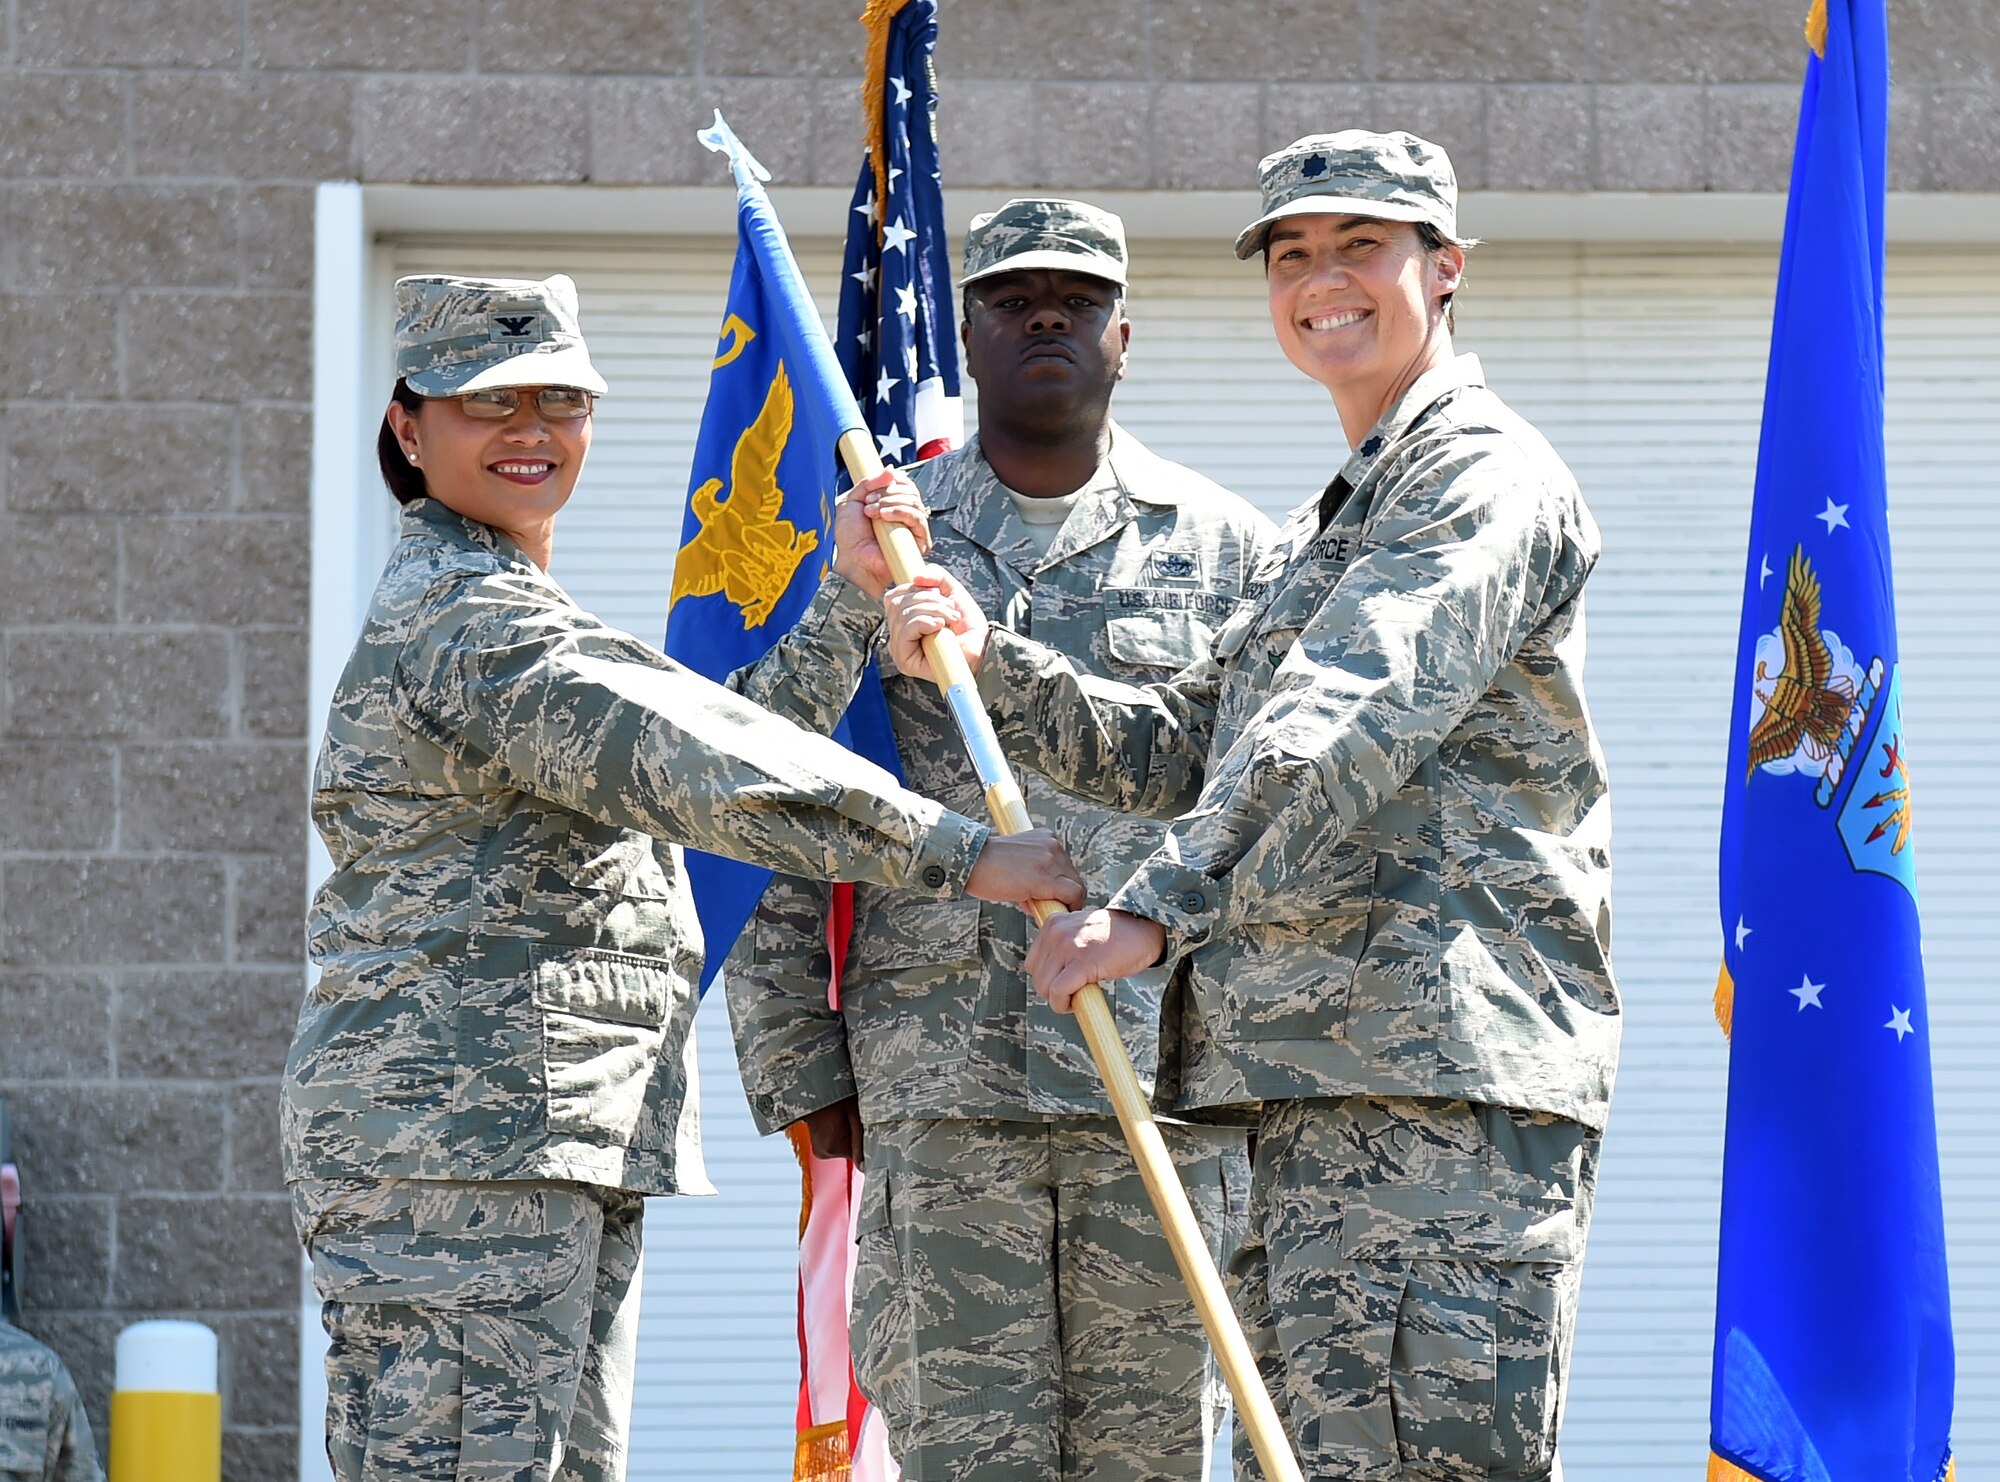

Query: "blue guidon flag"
left=837, top=0, right=963, bottom=467
left=1711, top=3, right=1955, bottom=1480
left=664, top=114, right=890, bottom=995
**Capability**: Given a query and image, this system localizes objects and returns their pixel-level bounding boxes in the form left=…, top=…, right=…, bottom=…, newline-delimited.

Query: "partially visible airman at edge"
left=0, top=1324, right=100, bottom=1482
left=725, top=198, right=1278, bottom=1479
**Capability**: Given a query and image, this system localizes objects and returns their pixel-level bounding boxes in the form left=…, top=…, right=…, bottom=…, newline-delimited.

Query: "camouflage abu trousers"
left=291, top=1178, right=645, bottom=1482
left=851, top=1116, right=1250, bottom=1482
left=1229, top=1098, right=1597, bottom=1482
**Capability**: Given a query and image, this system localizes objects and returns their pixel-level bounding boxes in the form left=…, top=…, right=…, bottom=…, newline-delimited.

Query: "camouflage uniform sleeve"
left=1109, top=443, right=1564, bottom=956
left=718, top=576, right=879, bottom=1136
left=976, top=627, right=1221, bottom=821
left=723, top=873, right=853, bottom=1134
left=52, top=1368, right=102, bottom=1482
left=725, top=572, right=885, bottom=736
left=395, top=568, right=988, bottom=896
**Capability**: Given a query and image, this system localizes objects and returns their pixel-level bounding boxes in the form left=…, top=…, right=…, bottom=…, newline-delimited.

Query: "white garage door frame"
left=304, top=181, right=2000, bottom=1482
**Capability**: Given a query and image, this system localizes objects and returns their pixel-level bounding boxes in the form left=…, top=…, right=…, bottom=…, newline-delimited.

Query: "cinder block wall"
left=0, top=2, right=1992, bottom=1475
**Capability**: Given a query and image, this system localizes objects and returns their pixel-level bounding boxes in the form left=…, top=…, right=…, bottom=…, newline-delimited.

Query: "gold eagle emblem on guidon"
left=669, top=362, right=821, bottom=630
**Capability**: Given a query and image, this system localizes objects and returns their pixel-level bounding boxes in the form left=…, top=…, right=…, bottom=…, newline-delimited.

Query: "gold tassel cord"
left=1713, top=960, right=1735, bottom=1039
left=1710, top=1451, right=1956, bottom=1482
left=786, top=1121, right=814, bottom=1239
left=856, top=0, right=919, bottom=239
left=1804, top=0, right=1828, bottom=58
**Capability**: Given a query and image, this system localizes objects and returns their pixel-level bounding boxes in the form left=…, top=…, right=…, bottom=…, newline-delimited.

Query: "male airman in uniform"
left=0, top=1325, right=100, bottom=1482
left=886, top=138, right=1619, bottom=1481
left=725, top=200, right=1278, bottom=1480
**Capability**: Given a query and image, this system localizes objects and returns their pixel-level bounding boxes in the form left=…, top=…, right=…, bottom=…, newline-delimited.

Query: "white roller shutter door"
left=386, top=232, right=2000, bottom=1477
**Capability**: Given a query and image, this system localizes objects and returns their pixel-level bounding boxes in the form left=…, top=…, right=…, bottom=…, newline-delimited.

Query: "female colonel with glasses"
left=283, top=273, right=1082, bottom=1479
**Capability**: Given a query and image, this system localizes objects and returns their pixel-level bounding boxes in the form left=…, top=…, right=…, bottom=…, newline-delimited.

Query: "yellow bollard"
left=109, top=1320, right=221, bottom=1482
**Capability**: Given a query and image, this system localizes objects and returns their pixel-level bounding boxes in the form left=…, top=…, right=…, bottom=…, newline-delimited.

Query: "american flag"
left=836, top=0, right=962, bottom=469
left=789, top=6, right=958, bottom=1479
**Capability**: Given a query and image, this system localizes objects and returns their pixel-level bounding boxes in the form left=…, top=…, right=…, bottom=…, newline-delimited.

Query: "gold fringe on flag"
left=1805, top=0, right=1828, bottom=58
left=1714, top=960, right=1735, bottom=1039
left=857, top=0, right=920, bottom=241
left=794, top=1418, right=853, bottom=1482
left=1709, top=1450, right=1956, bottom=1482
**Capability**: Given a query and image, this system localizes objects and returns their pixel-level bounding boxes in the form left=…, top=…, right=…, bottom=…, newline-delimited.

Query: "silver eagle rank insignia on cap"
left=393, top=272, right=610, bottom=397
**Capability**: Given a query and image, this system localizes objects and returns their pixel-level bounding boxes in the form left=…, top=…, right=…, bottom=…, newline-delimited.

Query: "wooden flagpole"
left=835, top=429, right=1305, bottom=1482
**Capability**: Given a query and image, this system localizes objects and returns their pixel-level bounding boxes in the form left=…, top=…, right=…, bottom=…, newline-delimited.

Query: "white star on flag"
left=889, top=165, right=904, bottom=188
left=1735, top=917, right=1752, bottom=950
left=875, top=367, right=899, bottom=404
left=1759, top=554, right=1773, bottom=588
left=1885, top=1006, right=1914, bottom=1040
left=896, top=284, right=917, bottom=320
left=854, top=327, right=872, bottom=352
left=891, top=75, right=911, bottom=106
left=883, top=217, right=916, bottom=254
left=905, top=344, right=920, bottom=383
left=1817, top=498, right=1851, bottom=532
left=853, top=190, right=876, bottom=223
left=1791, top=974, right=1825, bottom=1010
left=876, top=426, right=911, bottom=462
left=851, top=264, right=877, bottom=291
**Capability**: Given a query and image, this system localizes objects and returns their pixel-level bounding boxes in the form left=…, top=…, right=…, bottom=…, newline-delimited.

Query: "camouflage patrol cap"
left=393, top=273, right=609, bottom=397
left=961, top=197, right=1129, bottom=289
left=1234, top=130, right=1460, bottom=260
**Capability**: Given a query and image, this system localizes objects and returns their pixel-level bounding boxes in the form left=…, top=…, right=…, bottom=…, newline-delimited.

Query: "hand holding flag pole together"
left=696, top=113, right=1306, bottom=1482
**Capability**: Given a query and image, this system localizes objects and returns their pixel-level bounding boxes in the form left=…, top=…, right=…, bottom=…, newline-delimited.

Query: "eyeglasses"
left=451, top=386, right=595, bottom=421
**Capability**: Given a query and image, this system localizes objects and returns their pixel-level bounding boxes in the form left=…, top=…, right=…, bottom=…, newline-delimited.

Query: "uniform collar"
left=404, top=497, right=539, bottom=572
left=1332, top=351, right=1486, bottom=493
left=934, top=424, right=1173, bottom=576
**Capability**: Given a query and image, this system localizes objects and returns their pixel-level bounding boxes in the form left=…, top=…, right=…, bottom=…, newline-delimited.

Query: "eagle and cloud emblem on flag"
left=1741, top=544, right=1912, bottom=896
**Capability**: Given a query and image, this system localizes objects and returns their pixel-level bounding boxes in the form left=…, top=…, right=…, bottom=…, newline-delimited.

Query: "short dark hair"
left=1414, top=221, right=1464, bottom=329
left=377, top=378, right=429, bottom=506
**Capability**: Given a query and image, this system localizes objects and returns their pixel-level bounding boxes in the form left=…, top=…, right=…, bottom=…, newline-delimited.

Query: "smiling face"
left=1265, top=213, right=1464, bottom=443
left=386, top=388, right=593, bottom=541
left=961, top=267, right=1129, bottom=441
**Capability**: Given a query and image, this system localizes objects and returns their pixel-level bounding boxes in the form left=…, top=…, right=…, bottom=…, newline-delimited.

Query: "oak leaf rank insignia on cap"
left=1234, top=130, right=1461, bottom=260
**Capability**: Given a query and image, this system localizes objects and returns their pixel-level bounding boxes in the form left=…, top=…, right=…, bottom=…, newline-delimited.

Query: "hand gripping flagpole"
left=700, top=112, right=1304, bottom=1482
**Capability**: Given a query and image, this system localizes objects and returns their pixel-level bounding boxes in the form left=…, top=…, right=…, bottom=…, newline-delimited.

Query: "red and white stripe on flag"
left=788, top=1121, right=899, bottom=1482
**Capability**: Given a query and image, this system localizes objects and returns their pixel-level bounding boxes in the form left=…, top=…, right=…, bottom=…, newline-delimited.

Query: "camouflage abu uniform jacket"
left=725, top=429, right=1276, bottom=1131
left=284, top=500, right=990, bottom=1196
left=979, top=357, right=1619, bottom=1127
left=0, top=1324, right=99, bottom=1482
